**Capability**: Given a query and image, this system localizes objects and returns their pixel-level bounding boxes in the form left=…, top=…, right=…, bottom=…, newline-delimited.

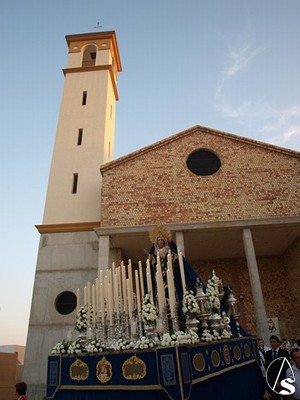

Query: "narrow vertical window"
left=77, top=129, right=83, bottom=145
left=82, top=91, right=87, bottom=105
left=72, top=173, right=78, bottom=194
left=108, top=141, right=111, bottom=159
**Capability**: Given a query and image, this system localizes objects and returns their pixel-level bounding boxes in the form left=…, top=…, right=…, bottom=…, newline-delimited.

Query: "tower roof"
left=65, top=31, right=122, bottom=72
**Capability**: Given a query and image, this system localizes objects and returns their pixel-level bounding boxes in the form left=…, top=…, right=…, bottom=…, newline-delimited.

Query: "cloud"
left=215, top=41, right=266, bottom=97
left=223, top=43, right=265, bottom=77
left=216, top=100, right=274, bottom=120
left=216, top=99, right=300, bottom=150
left=212, top=36, right=299, bottom=151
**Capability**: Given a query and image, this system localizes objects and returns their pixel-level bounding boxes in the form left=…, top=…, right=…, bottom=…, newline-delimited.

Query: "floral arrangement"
left=134, top=336, right=156, bottom=350
left=67, top=340, right=86, bottom=355
left=75, top=305, right=93, bottom=333
left=185, top=329, right=200, bottom=345
left=220, top=329, right=232, bottom=339
left=51, top=340, right=70, bottom=355
left=114, top=339, right=134, bottom=351
left=161, top=330, right=188, bottom=347
left=200, top=329, right=214, bottom=342
left=182, top=290, right=200, bottom=318
left=86, top=340, right=104, bottom=353
left=141, top=294, right=158, bottom=326
left=206, top=271, right=221, bottom=314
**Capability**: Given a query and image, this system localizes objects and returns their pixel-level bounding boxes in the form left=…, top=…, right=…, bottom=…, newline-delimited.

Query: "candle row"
left=76, top=247, right=187, bottom=325
left=76, top=260, right=151, bottom=325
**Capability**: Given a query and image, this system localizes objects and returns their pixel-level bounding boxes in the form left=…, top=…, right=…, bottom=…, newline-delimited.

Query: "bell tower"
left=23, top=32, right=121, bottom=400
left=43, top=31, right=121, bottom=225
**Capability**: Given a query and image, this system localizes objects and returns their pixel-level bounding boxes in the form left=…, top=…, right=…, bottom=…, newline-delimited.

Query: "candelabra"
left=156, top=306, right=168, bottom=338
left=170, top=304, right=180, bottom=332
left=195, top=283, right=211, bottom=329
left=226, top=288, right=241, bottom=336
left=209, top=313, right=222, bottom=331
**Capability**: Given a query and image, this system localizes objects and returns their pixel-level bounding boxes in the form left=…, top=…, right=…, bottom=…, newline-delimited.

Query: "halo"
left=149, top=224, right=172, bottom=243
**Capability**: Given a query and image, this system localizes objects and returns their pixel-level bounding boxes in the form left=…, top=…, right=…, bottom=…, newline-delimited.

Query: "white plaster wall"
left=23, top=231, right=99, bottom=400
left=43, top=69, right=113, bottom=224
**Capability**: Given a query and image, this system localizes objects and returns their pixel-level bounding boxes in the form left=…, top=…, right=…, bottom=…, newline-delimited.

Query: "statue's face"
left=156, top=237, right=166, bottom=249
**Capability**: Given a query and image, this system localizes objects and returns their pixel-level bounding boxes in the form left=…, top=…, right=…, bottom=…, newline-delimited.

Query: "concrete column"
left=98, top=235, right=110, bottom=273
left=175, top=231, right=185, bottom=256
left=242, top=228, right=269, bottom=342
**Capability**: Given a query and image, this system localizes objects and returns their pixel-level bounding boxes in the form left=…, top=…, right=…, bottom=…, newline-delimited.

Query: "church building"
left=23, top=31, right=300, bottom=400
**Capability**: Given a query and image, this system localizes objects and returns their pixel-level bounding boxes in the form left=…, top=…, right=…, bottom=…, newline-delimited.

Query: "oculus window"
left=186, top=149, right=221, bottom=176
left=55, top=291, right=77, bottom=315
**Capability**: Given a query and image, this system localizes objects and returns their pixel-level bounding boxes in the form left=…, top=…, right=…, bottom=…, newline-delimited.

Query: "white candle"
left=114, top=269, right=119, bottom=317
left=107, top=269, right=113, bottom=324
left=138, top=261, right=145, bottom=298
left=117, top=266, right=122, bottom=312
left=167, top=255, right=176, bottom=318
left=121, top=263, right=128, bottom=313
left=84, top=286, right=87, bottom=306
left=166, top=269, right=174, bottom=317
left=135, top=270, right=141, bottom=316
left=95, top=278, right=99, bottom=318
left=146, top=259, right=154, bottom=304
left=100, top=281, right=105, bottom=325
left=87, top=281, right=91, bottom=307
left=126, top=278, right=132, bottom=319
left=156, top=271, right=164, bottom=317
left=177, top=246, right=186, bottom=291
left=76, top=288, right=80, bottom=313
left=156, top=251, right=166, bottom=316
left=146, top=271, right=152, bottom=303
left=128, top=260, right=133, bottom=313
left=87, top=281, right=91, bottom=323
left=92, top=284, right=96, bottom=324
left=99, top=270, right=103, bottom=285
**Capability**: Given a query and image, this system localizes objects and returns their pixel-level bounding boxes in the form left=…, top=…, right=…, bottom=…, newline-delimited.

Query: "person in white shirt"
left=257, top=338, right=271, bottom=377
left=286, top=348, right=300, bottom=400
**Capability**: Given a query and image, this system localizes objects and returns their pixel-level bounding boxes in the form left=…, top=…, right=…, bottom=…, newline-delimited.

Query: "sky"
left=0, top=0, right=299, bottom=346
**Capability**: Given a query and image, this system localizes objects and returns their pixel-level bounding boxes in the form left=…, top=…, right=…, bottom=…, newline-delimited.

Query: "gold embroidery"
left=233, top=346, right=242, bottom=361
left=210, top=350, right=221, bottom=367
left=69, top=358, right=89, bottom=381
left=96, top=356, right=113, bottom=383
left=122, top=355, right=147, bottom=380
left=223, top=345, right=231, bottom=365
left=193, top=353, right=206, bottom=372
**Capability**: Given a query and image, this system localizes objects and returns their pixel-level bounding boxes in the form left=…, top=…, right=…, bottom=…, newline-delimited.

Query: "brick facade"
left=99, top=125, right=300, bottom=340
left=100, top=126, right=300, bottom=227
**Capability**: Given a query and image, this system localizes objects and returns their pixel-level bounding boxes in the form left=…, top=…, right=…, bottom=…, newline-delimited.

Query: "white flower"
left=206, top=272, right=221, bottom=314
left=75, top=305, right=93, bottom=333
left=134, top=335, right=156, bottom=350
left=142, top=294, right=158, bottom=326
left=114, top=339, right=134, bottom=351
left=86, top=340, right=104, bottom=353
left=51, top=340, right=70, bottom=354
left=67, top=340, right=86, bottom=355
left=160, top=330, right=197, bottom=347
left=182, top=290, right=200, bottom=318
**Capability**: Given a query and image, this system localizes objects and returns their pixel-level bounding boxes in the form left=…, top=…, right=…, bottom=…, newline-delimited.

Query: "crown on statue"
left=149, top=224, right=172, bottom=244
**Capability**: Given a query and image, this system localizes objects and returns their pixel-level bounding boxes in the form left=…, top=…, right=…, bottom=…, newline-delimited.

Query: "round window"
left=55, top=291, right=77, bottom=315
left=186, top=149, right=221, bottom=176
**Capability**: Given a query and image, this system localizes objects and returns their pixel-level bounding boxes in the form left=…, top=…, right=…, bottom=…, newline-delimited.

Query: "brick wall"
left=100, top=127, right=300, bottom=227
left=99, top=126, right=300, bottom=340
left=188, top=254, right=297, bottom=339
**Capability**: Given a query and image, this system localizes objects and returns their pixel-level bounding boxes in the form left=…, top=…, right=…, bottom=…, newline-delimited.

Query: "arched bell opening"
left=82, top=44, right=97, bottom=67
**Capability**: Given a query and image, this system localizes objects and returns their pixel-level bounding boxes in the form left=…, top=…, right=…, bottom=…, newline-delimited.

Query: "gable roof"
left=101, top=125, right=300, bottom=173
